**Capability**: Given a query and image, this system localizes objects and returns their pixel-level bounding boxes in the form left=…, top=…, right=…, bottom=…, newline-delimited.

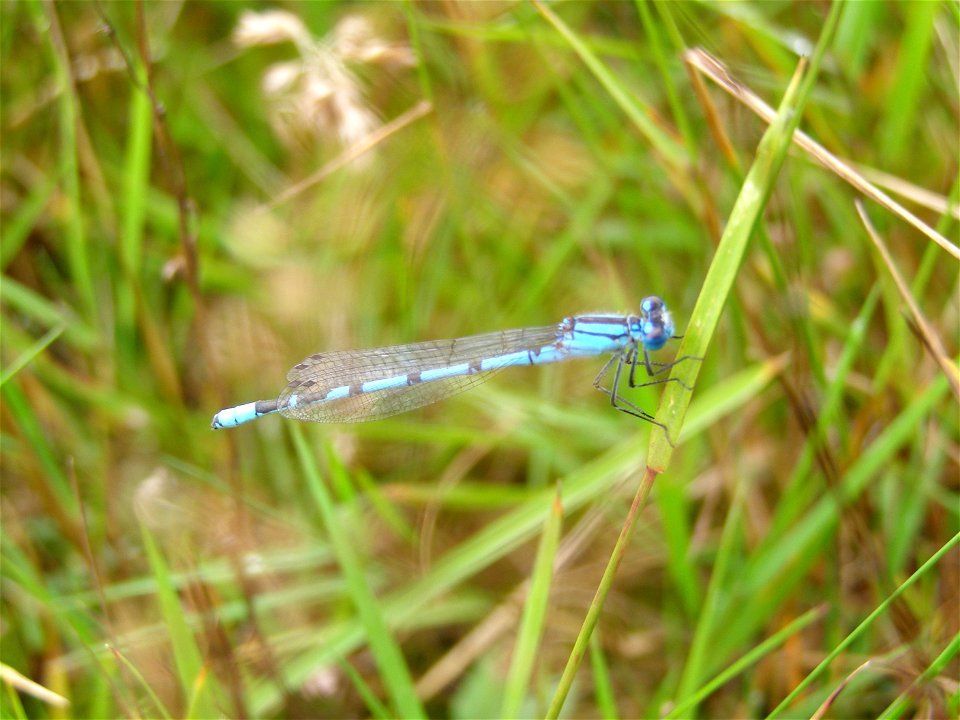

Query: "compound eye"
left=640, top=297, right=658, bottom=315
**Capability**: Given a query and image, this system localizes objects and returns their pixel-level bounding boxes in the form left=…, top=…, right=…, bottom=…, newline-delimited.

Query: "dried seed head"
left=334, top=15, right=417, bottom=67
left=233, top=9, right=311, bottom=49
left=234, top=11, right=415, bottom=162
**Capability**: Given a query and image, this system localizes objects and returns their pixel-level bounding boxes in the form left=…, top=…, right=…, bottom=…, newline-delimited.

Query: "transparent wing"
left=278, top=325, right=563, bottom=423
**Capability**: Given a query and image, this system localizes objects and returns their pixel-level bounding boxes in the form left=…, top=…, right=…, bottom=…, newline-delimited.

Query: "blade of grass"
left=108, top=645, right=173, bottom=720
left=138, top=524, right=222, bottom=719
left=878, top=632, right=960, bottom=719
left=653, top=470, right=700, bottom=618
left=876, top=0, right=939, bottom=164
left=647, top=52, right=814, bottom=470
left=0, top=172, right=58, bottom=271
left=684, top=48, right=960, bottom=261
left=0, top=323, right=65, bottom=387
left=500, top=486, right=563, bottom=719
left=855, top=200, right=960, bottom=399
left=545, top=463, right=658, bottom=720
left=913, top=175, right=960, bottom=299
left=1, top=679, right=28, bottom=720
left=588, top=632, right=618, bottom=720
left=116, top=59, right=153, bottom=374
left=809, top=659, right=877, bottom=720
left=292, top=427, right=425, bottom=719
left=714, top=374, right=951, bottom=662
left=338, top=658, right=393, bottom=720
left=1, top=276, right=98, bottom=352
left=673, top=468, right=749, bottom=706
left=531, top=0, right=687, bottom=169
left=31, top=0, right=96, bottom=322
left=634, top=0, right=696, bottom=155
left=768, top=530, right=960, bottom=718
left=0, top=663, right=69, bottom=709
left=665, top=604, right=827, bottom=719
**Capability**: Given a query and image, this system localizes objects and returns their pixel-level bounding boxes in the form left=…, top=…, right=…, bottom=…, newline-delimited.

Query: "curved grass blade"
left=647, top=51, right=817, bottom=471
left=293, top=428, right=425, bottom=719
left=500, top=486, right=562, bottom=719
left=768, top=531, right=960, bottom=718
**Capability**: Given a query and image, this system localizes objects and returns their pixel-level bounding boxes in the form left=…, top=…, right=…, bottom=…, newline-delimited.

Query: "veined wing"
left=278, top=325, right=563, bottom=423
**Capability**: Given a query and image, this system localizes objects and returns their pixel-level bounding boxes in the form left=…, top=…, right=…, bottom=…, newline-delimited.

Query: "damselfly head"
left=638, top=295, right=674, bottom=351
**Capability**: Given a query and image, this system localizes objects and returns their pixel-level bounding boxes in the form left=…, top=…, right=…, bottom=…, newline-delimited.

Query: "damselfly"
left=212, top=296, right=694, bottom=441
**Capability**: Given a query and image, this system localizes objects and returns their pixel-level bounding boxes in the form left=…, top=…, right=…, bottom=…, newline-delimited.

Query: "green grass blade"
left=545, top=467, right=658, bottom=720
left=338, top=658, right=394, bottom=720
left=109, top=645, right=173, bottom=720
left=589, top=632, right=618, bottom=720
left=665, top=605, right=827, bottom=719
left=292, top=427, right=425, bottom=718
left=0, top=173, right=58, bottom=271
left=0, top=662, right=69, bottom=714
left=500, top=486, right=562, bottom=719
left=0, top=323, right=65, bottom=387
left=532, top=0, right=687, bottom=168
left=876, top=1, right=939, bottom=164
left=1, top=276, right=98, bottom=352
left=768, top=531, right=960, bottom=718
left=1, top=675, right=29, bottom=720
left=647, top=56, right=812, bottom=469
left=878, top=633, right=960, bottom=719
left=674, top=468, right=749, bottom=706
left=28, top=0, right=96, bottom=322
left=116, top=62, right=153, bottom=369
left=139, top=524, right=222, bottom=718
left=634, top=0, right=696, bottom=155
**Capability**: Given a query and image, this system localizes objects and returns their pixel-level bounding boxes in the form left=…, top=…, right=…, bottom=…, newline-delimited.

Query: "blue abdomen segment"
left=211, top=400, right=279, bottom=429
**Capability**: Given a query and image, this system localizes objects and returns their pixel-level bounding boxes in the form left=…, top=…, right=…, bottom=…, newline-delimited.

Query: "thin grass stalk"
left=665, top=605, right=828, bottom=718
left=544, top=465, right=658, bottom=719
left=34, top=0, right=97, bottom=323
left=768, top=531, right=960, bottom=718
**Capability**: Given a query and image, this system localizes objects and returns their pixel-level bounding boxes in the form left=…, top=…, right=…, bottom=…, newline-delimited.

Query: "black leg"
left=593, top=352, right=676, bottom=447
left=625, top=351, right=699, bottom=391
left=592, top=353, right=621, bottom=393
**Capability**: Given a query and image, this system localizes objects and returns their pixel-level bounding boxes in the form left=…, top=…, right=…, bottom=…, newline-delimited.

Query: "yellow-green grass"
left=2, top=2, right=957, bottom=718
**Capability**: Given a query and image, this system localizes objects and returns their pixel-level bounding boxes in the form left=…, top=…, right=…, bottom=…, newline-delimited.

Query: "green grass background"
left=2, top=1, right=957, bottom=718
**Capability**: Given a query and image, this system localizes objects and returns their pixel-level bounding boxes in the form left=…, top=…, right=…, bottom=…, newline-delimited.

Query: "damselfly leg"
left=628, top=349, right=700, bottom=391
left=592, top=345, right=700, bottom=447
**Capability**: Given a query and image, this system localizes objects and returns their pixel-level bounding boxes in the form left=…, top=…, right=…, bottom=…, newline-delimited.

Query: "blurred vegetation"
left=1, top=1, right=957, bottom=718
